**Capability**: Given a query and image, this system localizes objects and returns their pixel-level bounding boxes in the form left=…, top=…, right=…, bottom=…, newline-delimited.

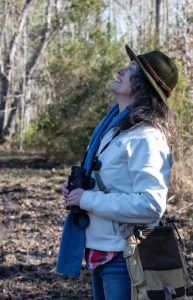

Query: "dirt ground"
left=0, top=154, right=92, bottom=300
left=0, top=154, right=192, bottom=299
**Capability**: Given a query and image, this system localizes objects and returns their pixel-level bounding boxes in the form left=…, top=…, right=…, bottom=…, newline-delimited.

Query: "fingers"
left=65, top=193, right=77, bottom=206
left=65, top=189, right=79, bottom=205
left=65, top=194, right=75, bottom=207
left=63, top=187, right=69, bottom=196
left=63, top=181, right=69, bottom=193
left=63, top=181, right=68, bottom=188
left=65, top=188, right=85, bottom=208
left=68, top=188, right=82, bottom=196
left=65, top=195, right=79, bottom=207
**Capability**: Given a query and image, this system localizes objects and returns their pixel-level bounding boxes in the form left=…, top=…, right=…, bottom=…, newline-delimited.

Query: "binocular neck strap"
left=94, top=171, right=109, bottom=194
left=98, top=128, right=121, bottom=156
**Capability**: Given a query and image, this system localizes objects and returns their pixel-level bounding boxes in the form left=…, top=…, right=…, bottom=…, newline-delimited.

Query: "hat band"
left=138, top=55, right=172, bottom=97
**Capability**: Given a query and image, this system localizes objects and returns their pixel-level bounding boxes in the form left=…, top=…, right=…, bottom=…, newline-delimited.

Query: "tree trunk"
left=150, top=0, right=154, bottom=42
left=137, top=0, right=142, bottom=48
left=0, top=70, right=8, bottom=142
left=165, top=0, right=169, bottom=41
left=2, top=0, right=51, bottom=143
left=0, top=0, right=33, bottom=140
left=155, top=0, right=161, bottom=45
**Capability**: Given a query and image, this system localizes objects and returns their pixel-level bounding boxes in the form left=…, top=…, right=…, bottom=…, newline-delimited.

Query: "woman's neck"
left=115, top=95, right=135, bottom=113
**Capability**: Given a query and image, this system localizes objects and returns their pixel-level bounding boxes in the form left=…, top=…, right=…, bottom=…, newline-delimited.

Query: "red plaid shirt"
left=85, top=248, right=118, bottom=270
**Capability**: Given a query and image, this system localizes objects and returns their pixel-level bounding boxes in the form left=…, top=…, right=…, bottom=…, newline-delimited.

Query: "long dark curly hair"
left=118, top=62, right=177, bottom=144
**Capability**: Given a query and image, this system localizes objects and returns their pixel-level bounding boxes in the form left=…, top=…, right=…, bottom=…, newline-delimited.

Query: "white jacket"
left=80, top=123, right=173, bottom=251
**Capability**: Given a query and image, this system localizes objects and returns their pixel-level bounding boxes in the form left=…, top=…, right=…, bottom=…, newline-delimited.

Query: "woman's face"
left=110, top=60, right=138, bottom=97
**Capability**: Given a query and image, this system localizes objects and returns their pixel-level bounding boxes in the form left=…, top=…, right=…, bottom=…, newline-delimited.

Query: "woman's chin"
left=108, top=82, right=121, bottom=93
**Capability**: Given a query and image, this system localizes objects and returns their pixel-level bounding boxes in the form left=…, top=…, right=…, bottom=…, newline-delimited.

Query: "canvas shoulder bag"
left=122, top=220, right=190, bottom=300
left=94, top=170, right=190, bottom=300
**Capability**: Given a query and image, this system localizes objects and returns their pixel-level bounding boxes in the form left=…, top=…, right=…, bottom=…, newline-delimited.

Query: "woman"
left=62, top=45, right=178, bottom=300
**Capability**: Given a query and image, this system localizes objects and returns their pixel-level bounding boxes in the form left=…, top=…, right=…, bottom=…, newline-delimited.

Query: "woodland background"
left=0, top=0, right=193, bottom=160
left=0, top=0, right=193, bottom=299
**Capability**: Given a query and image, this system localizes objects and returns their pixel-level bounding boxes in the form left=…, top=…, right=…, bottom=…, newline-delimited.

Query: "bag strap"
left=94, top=171, right=109, bottom=193
left=94, top=128, right=121, bottom=193
left=98, top=128, right=121, bottom=156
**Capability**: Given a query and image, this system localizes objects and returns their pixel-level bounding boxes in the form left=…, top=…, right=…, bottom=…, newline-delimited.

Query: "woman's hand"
left=65, top=188, right=85, bottom=208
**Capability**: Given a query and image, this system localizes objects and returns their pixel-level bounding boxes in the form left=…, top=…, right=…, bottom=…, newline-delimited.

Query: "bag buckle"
left=164, top=285, right=176, bottom=300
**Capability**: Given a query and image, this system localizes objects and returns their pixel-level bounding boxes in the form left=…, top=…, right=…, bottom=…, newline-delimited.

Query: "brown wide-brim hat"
left=125, top=45, right=178, bottom=104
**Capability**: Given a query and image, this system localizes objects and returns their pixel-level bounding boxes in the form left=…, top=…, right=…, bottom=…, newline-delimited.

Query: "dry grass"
left=170, top=154, right=193, bottom=212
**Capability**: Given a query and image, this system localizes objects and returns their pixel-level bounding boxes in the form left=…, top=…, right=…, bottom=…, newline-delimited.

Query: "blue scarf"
left=56, top=104, right=128, bottom=277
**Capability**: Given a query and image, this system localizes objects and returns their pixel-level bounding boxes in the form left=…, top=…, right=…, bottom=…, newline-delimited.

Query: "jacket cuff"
left=80, top=190, right=95, bottom=211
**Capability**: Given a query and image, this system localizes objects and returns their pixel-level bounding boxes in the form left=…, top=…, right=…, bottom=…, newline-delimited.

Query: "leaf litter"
left=0, top=154, right=192, bottom=299
left=0, top=155, right=92, bottom=300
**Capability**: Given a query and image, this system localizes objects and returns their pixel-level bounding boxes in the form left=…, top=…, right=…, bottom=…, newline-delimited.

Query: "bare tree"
left=0, top=70, right=8, bottom=142
left=155, top=0, right=161, bottom=45
left=165, top=0, right=169, bottom=41
left=2, top=0, right=53, bottom=145
left=0, top=0, right=33, bottom=142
